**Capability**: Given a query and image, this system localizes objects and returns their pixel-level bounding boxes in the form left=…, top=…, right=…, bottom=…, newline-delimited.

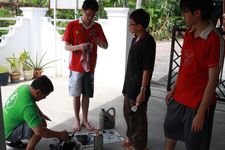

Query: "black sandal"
left=6, top=140, right=27, bottom=149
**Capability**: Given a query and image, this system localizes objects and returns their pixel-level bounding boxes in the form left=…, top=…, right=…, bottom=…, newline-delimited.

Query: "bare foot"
left=121, top=139, right=132, bottom=147
left=73, top=120, right=81, bottom=132
left=81, top=121, right=94, bottom=131
left=124, top=146, right=135, bottom=150
left=124, top=146, right=147, bottom=150
left=125, top=146, right=135, bottom=150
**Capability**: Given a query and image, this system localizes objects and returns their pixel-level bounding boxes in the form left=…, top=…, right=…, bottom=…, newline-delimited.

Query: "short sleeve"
left=63, top=22, right=74, bottom=44
left=23, top=106, right=42, bottom=128
left=143, top=37, right=156, bottom=71
left=206, top=35, right=223, bottom=68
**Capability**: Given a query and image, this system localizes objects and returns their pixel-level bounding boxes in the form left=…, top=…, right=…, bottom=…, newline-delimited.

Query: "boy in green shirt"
left=3, top=75, right=68, bottom=150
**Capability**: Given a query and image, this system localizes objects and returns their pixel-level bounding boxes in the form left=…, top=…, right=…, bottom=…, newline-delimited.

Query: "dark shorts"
left=164, top=98, right=215, bottom=150
left=6, top=122, right=33, bottom=142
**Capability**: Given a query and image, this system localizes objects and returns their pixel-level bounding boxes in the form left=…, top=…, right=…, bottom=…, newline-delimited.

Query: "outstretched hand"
left=60, top=130, right=69, bottom=140
left=42, top=114, right=51, bottom=121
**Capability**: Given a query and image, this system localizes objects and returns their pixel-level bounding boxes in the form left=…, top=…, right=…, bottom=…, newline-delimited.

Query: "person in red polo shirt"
left=63, top=0, right=108, bottom=132
left=164, top=0, right=224, bottom=150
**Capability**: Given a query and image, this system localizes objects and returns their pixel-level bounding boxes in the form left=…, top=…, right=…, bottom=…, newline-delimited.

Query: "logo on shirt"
left=183, top=49, right=194, bottom=67
left=90, top=29, right=96, bottom=37
left=4, top=92, right=17, bottom=113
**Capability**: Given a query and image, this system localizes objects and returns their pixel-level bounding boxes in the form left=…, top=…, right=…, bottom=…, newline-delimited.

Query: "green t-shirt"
left=3, top=84, right=42, bottom=138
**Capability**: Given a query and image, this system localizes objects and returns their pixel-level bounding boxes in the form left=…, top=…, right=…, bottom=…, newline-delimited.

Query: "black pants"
left=123, top=96, right=148, bottom=150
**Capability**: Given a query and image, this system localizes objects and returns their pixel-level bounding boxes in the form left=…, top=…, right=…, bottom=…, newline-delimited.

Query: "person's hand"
left=42, top=114, right=51, bottom=121
left=136, top=91, right=146, bottom=107
left=79, top=43, right=92, bottom=52
left=165, top=90, right=174, bottom=105
left=191, top=113, right=205, bottom=133
left=59, top=130, right=69, bottom=140
left=92, top=37, right=104, bottom=46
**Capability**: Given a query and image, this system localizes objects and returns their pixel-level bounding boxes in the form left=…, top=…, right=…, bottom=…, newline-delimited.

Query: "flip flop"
left=6, top=141, right=27, bottom=149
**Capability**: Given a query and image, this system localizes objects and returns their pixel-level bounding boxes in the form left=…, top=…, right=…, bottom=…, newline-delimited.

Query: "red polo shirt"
left=63, top=18, right=107, bottom=72
left=173, top=24, right=224, bottom=109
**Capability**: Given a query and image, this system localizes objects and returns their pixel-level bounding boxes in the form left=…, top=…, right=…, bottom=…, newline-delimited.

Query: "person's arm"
left=32, top=125, right=68, bottom=140
left=136, top=70, right=151, bottom=106
left=92, top=37, right=108, bottom=49
left=35, top=104, right=51, bottom=121
left=65, top=42, right=91, bottom=52
left=192, top=66, right=220, bottom=133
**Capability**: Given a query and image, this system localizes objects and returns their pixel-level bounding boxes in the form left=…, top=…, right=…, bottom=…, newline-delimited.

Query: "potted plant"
left=26, top=51, right=57, bottom=78
left=6, top=52, right=26, bottom=83
left=21, top=50, right=34, bottom=80
left=0, top=66, right=9, bottom=86
left=23, top=61, right=34, bottom=80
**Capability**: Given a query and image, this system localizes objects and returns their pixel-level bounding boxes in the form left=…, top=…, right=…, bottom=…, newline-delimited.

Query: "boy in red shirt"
left=63, top=0, right=108, bottom=131
left=164, top=0, right=224, bottom=150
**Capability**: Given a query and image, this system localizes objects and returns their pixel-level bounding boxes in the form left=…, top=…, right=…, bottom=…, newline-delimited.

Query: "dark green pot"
left=0, top=72, right=9, bottom=86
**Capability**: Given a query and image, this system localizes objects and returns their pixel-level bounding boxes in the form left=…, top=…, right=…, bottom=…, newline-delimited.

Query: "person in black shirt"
left=122, top=9, right=156, bottom=150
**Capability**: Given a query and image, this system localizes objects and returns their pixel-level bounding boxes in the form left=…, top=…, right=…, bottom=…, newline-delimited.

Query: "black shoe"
left=6, top=141, right=27, bottom=149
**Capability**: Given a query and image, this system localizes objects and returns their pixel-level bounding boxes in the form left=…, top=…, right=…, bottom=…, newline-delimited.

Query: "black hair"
left=129, top=9, right=150, bottom=29
left=82, top=0, right=99, bottom=12
left=31, top=75, right=54, bottom=95
left=180, top=0, right=213, bottom=21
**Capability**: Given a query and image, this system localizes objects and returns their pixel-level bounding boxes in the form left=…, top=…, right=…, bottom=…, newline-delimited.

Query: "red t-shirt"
left=63, top=18, right=107, bottom=72
left=173, top=24, right=224, bottom=109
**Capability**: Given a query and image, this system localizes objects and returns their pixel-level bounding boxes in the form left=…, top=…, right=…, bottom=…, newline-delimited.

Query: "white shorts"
left=68, top=71, right=94, bottom=97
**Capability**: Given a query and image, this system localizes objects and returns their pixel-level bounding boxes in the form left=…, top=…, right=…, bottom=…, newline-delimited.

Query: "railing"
left=0, top=17, right=17, bottom=42
left=0, top=17, right=70, bottom=41
left=167, top=26, right=225, bottom=102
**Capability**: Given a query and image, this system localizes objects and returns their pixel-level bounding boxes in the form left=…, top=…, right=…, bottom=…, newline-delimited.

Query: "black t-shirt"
left=122, top=32, right=156, bottom=101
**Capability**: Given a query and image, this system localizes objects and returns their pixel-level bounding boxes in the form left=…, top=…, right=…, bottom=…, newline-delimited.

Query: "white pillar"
left=95, top=8, right=132, bottom=86
left=20, top=7, right=48, bottom=60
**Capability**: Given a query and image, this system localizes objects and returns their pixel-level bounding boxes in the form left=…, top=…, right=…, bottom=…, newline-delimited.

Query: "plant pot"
left=10, top=72, right=21, bottom=83
left=23, top=69, right=34, bottom=80
left=33, top=69, right=43, bottom=78
left=0, top=72, right=9, bottom=86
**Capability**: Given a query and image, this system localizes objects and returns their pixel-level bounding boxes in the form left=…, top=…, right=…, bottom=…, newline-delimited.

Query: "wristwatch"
left=140, top=86, right=146, bottom=92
